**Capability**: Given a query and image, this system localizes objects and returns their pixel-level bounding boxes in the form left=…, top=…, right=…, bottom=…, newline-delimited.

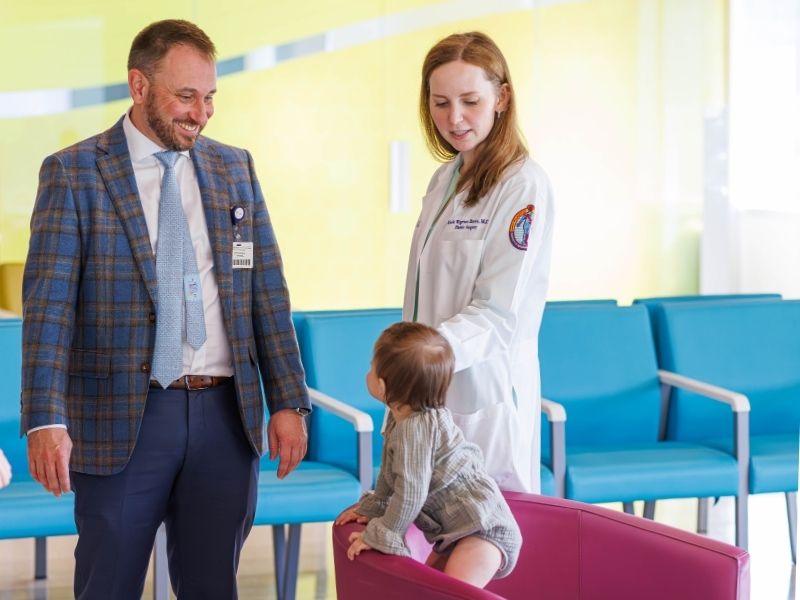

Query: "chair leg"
left=735, top=493, right=749, bottom=549
left=786, top=492, right=797, bottom=564
left=34, top=537, right=47, bottom=580
left=643, top=501, right=656, bottom=520
left=272, top=524, right=303, bottom=600
left=622, top=502, right=636, bottom=515
left=152, top=524, right=170, bottom=600
left=283, top=524, right=302, bottom=600
left=697, top=497, right=710, bottom=534
left=272, top=526, right=287, bottom=600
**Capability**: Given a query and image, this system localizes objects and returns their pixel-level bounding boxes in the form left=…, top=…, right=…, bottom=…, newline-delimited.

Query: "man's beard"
left=145, top=94, right=201, bottom=151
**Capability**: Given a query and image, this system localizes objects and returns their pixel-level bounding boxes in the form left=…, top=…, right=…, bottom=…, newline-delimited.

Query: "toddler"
left=335, top=321, right=521, bottom=587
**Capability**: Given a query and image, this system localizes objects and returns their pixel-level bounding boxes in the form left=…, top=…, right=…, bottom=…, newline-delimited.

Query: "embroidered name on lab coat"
left=446, top=218, right=489, bottom=232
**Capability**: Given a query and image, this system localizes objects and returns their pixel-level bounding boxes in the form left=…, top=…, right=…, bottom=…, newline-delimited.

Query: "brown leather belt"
left=150, top=375, right=232, bottom=391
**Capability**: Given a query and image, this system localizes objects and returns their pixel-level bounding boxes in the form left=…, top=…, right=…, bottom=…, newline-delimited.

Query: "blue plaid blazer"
left=21, top=117, right=309, bottom=475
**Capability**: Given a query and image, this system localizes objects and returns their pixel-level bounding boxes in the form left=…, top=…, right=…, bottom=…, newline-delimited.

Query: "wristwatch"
left=295, top=407, right=311, bottom=417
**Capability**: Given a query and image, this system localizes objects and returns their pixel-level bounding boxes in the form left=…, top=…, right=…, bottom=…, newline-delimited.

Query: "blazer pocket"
left=69, top=349, right=111, bottom=379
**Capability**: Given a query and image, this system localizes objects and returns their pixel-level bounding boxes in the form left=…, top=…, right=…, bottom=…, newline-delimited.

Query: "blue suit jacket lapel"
left=96, top=118, right=158, bottom=305
left=192, top=139, right=233, bottom=322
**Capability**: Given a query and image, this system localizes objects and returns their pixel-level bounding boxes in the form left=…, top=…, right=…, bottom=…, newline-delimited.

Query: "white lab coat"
left=402, top=156, right=554, bottom=492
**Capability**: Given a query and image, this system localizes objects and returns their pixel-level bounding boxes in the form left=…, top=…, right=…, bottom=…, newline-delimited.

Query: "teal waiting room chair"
left=538, top=304, right=749, bottom=548
left=657, top=299, right=800, bottom=561
left=634, top=293, right=782, bottom=535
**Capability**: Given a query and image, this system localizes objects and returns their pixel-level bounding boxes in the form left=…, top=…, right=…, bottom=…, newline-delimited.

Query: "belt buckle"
left=185, top=375, right=211, bottom=391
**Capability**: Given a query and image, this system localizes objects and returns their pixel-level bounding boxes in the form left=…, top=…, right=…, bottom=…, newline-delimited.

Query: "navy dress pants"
left=71, top=380, right=259, bottom=600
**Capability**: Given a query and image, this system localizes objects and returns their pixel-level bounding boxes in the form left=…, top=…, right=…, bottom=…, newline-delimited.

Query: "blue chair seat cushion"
left=565, top=442, right=739, bottom=503
left=700, top=434, right=798, bottom=494
left=0, top=481, right=77, bottom=539
left=254, top=460, right=361, bottom=525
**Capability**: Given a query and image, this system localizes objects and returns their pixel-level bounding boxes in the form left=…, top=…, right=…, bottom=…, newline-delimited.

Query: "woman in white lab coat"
left=404, top=32, right=554, bottom=492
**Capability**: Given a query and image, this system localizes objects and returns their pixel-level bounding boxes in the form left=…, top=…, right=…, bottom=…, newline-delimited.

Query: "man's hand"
left=267, top=408, right=308, bottom=479
left=335, top=506, right=370, bottom=526
left=346, top=531, right=372, bottom=560
left=28, top=428, right=73, bottom=496
left=0, top=449, right=11, bottom=488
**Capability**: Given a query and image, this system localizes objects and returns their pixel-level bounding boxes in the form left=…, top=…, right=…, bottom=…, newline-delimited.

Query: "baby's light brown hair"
left=373, top=322, right=454, bottom=411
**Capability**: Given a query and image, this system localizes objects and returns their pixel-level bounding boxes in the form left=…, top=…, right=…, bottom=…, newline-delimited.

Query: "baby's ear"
left=377, top=377, right=387, bottom=401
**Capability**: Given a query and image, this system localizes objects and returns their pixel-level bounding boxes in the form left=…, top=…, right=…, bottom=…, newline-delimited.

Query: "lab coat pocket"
left=437, top=239, right=484, bottom=307
left=450, top=401, right=508, bottom=439
left=450, top=402, right=524, bottom=490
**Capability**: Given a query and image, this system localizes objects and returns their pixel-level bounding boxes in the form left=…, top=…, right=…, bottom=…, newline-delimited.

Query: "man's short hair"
left=128, top=19, right=216, bottom=78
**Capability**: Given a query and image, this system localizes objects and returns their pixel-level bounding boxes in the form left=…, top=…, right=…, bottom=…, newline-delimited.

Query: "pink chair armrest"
left=333, top=521, right=503, bottom=600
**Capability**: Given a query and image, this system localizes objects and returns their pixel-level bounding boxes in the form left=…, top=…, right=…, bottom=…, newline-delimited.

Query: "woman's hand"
left=346, top=531, right=372, bottom=560
left=335, top=506, right=370, bottom=526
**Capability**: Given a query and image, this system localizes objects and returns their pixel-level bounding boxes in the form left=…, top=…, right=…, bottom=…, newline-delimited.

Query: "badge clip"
left=230, top=206, right=246, bottom=240
left=230, top=206, right=246, bottom=224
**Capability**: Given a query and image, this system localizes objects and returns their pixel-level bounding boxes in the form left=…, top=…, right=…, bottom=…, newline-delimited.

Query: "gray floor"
left=0, top=494, right=794, bottom=599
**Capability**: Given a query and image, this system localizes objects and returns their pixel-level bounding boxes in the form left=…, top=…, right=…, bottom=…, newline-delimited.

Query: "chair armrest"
left=541, top=398, right=566, bottom=422
left=332, top=522, right=503, bottom=599
left=308, top=387, right=374, bottom=492
left=657, top=370, right=750, bottom=515
left=308, top=387, right=374, bottom=431
left=657, top=370, right=750, bottom=412
left=541, top=397, right=566, bottom=498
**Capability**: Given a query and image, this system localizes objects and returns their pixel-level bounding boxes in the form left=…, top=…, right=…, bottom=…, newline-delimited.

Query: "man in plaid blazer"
left=20, top=19, right=310, bottom=599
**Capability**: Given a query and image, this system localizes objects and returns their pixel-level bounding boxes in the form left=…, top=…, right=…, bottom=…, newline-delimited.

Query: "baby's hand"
left=346, top=531, right=372, bottom=560
left=335, top=506, right=369, bottom=526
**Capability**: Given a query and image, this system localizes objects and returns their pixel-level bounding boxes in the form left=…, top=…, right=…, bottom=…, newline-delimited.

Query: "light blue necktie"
left=151, top=150, right=207, bottom=388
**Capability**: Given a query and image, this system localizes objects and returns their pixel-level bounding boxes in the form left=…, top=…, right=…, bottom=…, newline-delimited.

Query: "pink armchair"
left=332, top=492, right=749, bottom=600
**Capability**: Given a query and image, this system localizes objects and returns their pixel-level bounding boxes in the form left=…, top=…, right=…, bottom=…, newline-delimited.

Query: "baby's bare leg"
left=442, top=536, right=502, bottom=588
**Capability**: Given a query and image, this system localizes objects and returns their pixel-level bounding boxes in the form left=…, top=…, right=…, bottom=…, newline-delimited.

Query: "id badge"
left=232, top=242, right=254, bottom=269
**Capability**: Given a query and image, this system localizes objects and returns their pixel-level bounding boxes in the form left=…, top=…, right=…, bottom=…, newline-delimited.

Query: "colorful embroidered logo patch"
left=508, top=204, right=535, bottom=250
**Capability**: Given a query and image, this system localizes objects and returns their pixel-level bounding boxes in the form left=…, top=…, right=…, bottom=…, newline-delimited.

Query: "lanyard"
left=412, top=157, right=463, bottom=322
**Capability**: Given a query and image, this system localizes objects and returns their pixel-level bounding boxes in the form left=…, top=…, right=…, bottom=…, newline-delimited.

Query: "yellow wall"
left=0, top=0, right=727, bottom=309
